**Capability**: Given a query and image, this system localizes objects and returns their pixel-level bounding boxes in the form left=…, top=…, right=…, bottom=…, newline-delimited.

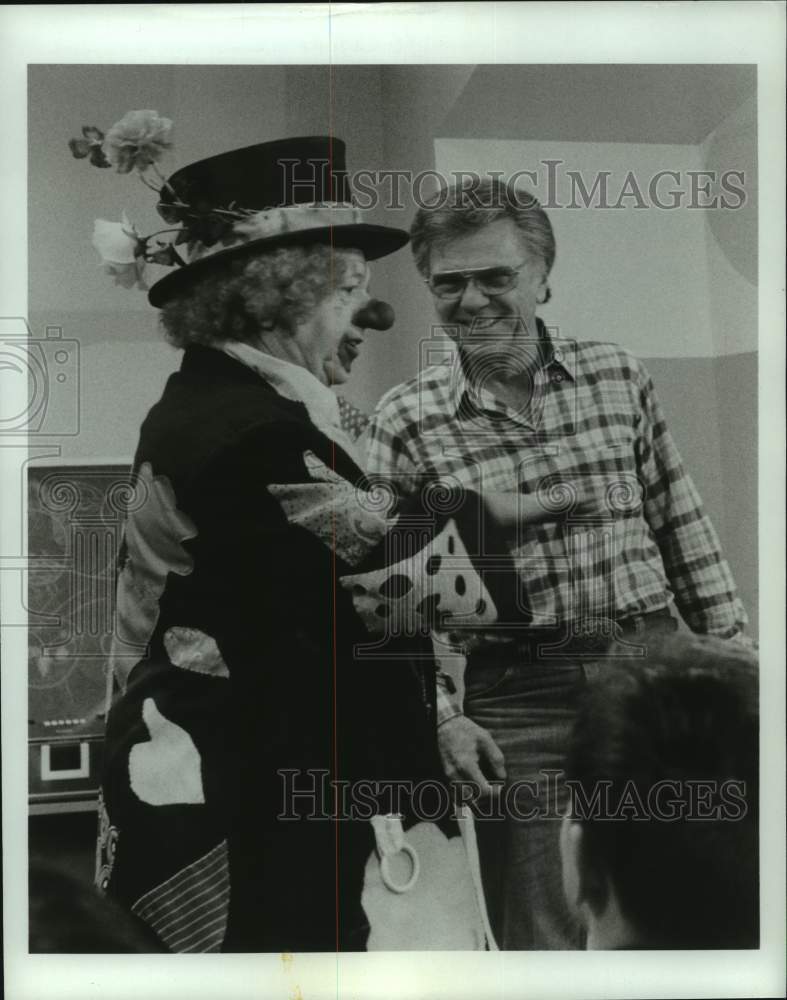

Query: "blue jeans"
left=465, top=611, right=678, bottom=950
left=466, top=651, right=585, bottom=950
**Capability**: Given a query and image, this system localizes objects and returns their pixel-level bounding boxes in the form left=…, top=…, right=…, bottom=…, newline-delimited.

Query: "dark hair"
left=410, top=176, right=556, bottom=279
left=566, top=634, right=758, bottom=949
left=158, top=245, right=356, bottom=349
left=29, top=858, right=166, bottom=952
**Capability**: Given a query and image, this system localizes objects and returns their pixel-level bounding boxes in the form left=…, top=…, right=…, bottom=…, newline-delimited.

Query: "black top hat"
left=148, top=136, right=408, bottom=307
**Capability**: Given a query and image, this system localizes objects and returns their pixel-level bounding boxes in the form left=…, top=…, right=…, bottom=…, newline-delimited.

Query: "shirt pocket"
left=520, top=438, right=642, bottom=519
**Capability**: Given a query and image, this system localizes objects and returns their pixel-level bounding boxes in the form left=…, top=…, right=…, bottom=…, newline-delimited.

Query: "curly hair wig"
left=159, top=245, right=355, bottom=349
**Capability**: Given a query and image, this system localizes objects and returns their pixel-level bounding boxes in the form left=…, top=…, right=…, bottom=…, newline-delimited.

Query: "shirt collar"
left=220, top=340, right=361, bottom=464
left=448, top=318, right=574, bottom=422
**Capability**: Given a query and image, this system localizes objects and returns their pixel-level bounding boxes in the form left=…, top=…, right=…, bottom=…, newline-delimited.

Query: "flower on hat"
left=68, top=126, right=111, bottom=168
left=72, top=110, right=371, bottom=297
left=92, top=213, right=148, bottom=289
left=102, top=110, right=173, bottom=174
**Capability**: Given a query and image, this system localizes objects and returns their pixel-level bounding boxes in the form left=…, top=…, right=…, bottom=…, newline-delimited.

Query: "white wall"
left=701, top=95, right=758, bottom=355
left=701, top=95, right=759, bottom=634
left=435, top=137, right=732, bottom=359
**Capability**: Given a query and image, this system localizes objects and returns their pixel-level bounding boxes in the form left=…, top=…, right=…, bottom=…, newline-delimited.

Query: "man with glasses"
left=366, top=177, right=748, bottom=950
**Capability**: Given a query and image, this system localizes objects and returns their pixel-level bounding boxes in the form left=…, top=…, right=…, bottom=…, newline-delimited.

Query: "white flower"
left=92, top=213, right=147, bottom=290
left=92, top=214, right=137, bottom=263
left=103, top=109, right=173, bottom=174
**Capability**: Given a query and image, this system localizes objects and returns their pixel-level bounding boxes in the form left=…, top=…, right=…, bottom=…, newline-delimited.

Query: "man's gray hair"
left=410, top=176, right=556, bottom=279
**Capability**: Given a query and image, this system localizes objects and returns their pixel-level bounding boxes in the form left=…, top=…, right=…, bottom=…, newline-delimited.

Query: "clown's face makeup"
left=292, top=251, right=371, bottom=387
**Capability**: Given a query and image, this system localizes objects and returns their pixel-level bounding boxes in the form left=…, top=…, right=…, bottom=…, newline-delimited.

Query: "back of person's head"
left=562, top=633, right=758, bottom=949
left=29, top=858, right=166, bottom=952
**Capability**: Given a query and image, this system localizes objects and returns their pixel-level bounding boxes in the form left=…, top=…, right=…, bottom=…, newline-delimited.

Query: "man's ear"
left=536, top=271, right=551, bottom=306
left=560, top=817, right=607, bottom=915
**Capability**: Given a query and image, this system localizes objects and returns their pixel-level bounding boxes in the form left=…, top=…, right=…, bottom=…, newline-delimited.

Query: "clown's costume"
left=92, top=134, right=517, bottom=951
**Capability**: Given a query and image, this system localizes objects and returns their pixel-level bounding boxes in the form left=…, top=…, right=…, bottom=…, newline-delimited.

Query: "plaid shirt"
left=366, top=325, right=748, bottom=722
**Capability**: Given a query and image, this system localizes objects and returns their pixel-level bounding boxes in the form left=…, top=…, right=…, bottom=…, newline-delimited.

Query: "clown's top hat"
left=148, top=136, right=408, bottom=307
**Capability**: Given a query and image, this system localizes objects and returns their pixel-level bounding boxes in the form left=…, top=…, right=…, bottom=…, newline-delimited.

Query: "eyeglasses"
left=425, top=261, right=528, bottom=301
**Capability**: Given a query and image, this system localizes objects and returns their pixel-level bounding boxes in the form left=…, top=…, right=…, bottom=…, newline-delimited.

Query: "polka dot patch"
left=379, top=574, right=413, bottom=599
left=340, top=518, right=498, bottom=638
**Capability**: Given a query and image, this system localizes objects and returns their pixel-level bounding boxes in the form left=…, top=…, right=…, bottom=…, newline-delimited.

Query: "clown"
left=93, top=133, right=574, bottom=951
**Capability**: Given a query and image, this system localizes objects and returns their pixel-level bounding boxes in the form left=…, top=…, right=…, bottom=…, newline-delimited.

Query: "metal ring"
left=379, top=843, right=420, bottom=894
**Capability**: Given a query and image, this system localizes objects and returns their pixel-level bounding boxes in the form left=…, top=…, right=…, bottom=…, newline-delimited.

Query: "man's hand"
left=484, top=487, right=620, bottom=529
left=438, top=715, right=506, bottom=798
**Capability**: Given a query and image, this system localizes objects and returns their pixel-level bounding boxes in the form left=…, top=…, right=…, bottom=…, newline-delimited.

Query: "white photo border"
left=1, top=4, right=784, bottom=999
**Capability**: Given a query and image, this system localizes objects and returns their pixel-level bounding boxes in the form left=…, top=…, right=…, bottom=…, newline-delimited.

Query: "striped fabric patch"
left=131, top=840, right=230, bottom=952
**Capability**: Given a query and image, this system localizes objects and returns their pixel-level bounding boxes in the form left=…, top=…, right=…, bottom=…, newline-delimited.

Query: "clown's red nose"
left=352, top=299, right=395, bottom=331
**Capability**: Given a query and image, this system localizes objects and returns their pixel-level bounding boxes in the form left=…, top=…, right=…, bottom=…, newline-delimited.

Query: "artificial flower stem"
left=138, top=173, right=163, bottom=194
left=151, top=163, right=178, bottom=200
left=145, top=228, right=184, bottom=240
left=154, top=202, right=248, bottom=221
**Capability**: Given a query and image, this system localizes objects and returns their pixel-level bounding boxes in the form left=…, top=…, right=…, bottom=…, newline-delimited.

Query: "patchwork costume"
left=97, top=343, right=515, bottom=951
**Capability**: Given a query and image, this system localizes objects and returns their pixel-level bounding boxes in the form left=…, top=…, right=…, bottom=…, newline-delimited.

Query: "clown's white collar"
left=220, top=340, right=360, bottom=465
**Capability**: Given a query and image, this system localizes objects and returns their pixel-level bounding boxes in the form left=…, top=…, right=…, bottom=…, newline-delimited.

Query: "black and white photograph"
left=1, top=4, right=784, bottom=1000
